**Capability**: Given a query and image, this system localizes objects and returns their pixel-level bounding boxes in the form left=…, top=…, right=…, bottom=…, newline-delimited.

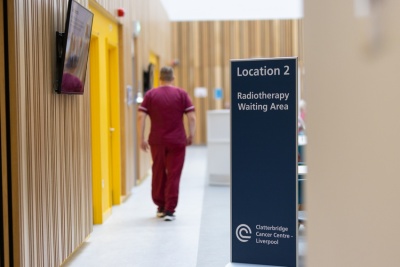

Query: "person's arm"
left=186, top=111, right=196, bottom=146
left=138, top=111, right=150, bottom=152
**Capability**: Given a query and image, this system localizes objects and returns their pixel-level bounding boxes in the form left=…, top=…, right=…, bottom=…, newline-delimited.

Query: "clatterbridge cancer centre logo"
left=236, top=224, right=252, bottom=242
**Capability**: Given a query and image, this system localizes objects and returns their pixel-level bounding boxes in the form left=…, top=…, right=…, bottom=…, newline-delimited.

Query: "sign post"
left=230, top=58, right=298, bottom=267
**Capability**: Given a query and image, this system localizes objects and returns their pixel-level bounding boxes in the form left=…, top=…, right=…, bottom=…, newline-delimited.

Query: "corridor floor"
left=63, top=146, right=305, bottom=267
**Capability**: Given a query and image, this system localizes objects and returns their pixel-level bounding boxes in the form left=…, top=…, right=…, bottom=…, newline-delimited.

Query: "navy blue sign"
left=231, top=58, right=298, bottom=266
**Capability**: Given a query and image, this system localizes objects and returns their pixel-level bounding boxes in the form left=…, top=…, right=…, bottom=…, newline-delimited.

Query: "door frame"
left=89, top=5, right=122, bottom=224
left=149, top=51, right=160, bottom=88
left=107, top=42, right=121, bottom=206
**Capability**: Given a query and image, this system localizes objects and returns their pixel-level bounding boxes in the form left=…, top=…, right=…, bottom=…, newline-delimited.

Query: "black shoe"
left=164, top=211, right=175, bottom=221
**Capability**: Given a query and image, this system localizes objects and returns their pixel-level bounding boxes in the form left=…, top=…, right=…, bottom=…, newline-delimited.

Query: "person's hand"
left=140, top=140, right=150, bottom=152
left=186, top=135, right=194, bottom=146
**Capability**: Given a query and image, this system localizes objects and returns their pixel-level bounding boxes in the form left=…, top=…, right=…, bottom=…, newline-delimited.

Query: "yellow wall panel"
left=90, top=5, right=122, bottom=223
left=92, top=0, right=172, bottom=184
left=149, top=52, right=160, bottom=88
left=108, top=44, right=122, bottom=205
left=90, top=35, right=102, bottom=224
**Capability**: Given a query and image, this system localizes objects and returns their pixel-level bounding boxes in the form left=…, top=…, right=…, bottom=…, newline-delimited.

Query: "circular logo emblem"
left=236, top=224, right=252, bottom=242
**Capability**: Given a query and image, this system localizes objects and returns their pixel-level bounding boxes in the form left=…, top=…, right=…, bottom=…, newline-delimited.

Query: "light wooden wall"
left=4, top=0, right=171, bottom=265
left=172, top=20, right=303, bottom=144
left=131, top=0, right=172, bottom=182
left=6, top=0, right=92, bottom=266
left=1, top=1, right=11, bottom=265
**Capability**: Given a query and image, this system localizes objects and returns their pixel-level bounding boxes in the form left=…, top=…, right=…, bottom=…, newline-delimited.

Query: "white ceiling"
left=159, top=0, right=303, bottom=21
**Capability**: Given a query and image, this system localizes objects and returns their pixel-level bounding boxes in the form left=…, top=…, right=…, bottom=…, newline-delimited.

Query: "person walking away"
left=138, top=66, right=196, bottom=221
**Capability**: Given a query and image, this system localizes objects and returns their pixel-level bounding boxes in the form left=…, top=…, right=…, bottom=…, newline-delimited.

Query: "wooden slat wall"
left=172, top=20, right=304, bottom=144
left=5, top=0, right=171, bottom=265
left=1, top=1, right=11, bottom=266
left=6, top=0, right=91, bottom=266
left=122, top=0, right=172, bottom=183
left=131, top=0, right=172, bottom=182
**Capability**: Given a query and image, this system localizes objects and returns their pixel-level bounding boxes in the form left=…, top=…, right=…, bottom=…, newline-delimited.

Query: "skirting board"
left=208, top=174, right=230, bottom=186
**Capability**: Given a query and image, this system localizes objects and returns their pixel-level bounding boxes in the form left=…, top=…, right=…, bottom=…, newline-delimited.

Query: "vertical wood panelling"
left=222, top=21, right=231, bottom=104
left=129, top=0, right=171, bottom=182
left=8, top=0, right=92, bottom=266
left=213, top=21, right=223, bottom=110
left=172, top=20, right=303, bottom=144
left=0, top=1, right=11, bottom=266
left=6, top=0, right=169, bottom=264
left=253, top=21, right=262, bottom=57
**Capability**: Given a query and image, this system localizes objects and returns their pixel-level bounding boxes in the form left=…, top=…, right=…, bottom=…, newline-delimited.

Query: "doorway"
left=89, top=5, right=122, bottom=224
left=149, top=52, right=160, bottom=88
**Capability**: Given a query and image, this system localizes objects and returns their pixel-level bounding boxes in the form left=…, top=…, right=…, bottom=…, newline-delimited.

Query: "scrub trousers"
left=150, top=143, right=186, bottom=214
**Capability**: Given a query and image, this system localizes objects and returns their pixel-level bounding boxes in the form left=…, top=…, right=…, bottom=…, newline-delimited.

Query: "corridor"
left=63, top=146, right=305, bottom=267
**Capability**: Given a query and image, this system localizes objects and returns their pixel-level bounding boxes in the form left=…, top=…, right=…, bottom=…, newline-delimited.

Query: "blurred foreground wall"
left=305, top=1, right=400, bottom=266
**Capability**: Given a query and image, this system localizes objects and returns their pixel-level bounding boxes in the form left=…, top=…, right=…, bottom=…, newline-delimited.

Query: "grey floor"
left=63, top=146, right=306, bottom=267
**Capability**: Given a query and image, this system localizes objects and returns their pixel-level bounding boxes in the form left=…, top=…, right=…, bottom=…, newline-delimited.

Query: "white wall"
left=305, top=1, right=400, bottom=266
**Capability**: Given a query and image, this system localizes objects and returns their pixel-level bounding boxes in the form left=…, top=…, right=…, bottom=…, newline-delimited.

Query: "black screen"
left=58, top=0, right=93, bottom=94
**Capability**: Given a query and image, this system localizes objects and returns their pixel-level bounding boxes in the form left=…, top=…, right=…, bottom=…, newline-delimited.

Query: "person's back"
left=144, top=85, right=192, bottom=145
left=138, top=66, right=196, bottom=221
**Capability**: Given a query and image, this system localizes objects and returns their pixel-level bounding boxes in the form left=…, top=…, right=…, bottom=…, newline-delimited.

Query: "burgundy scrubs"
left=139, top=85, right=195, bottom=213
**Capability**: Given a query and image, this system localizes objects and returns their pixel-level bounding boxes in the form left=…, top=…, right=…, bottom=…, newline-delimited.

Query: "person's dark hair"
left=160, top=66, right=174, bottom=81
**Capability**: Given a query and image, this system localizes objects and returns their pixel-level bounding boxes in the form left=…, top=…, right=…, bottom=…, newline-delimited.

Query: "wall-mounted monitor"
left=55, top=0, right=93, bottom=94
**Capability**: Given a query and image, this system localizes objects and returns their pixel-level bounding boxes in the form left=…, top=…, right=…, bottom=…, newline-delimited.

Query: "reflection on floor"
left=63, top=146, right=306, bottom=267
